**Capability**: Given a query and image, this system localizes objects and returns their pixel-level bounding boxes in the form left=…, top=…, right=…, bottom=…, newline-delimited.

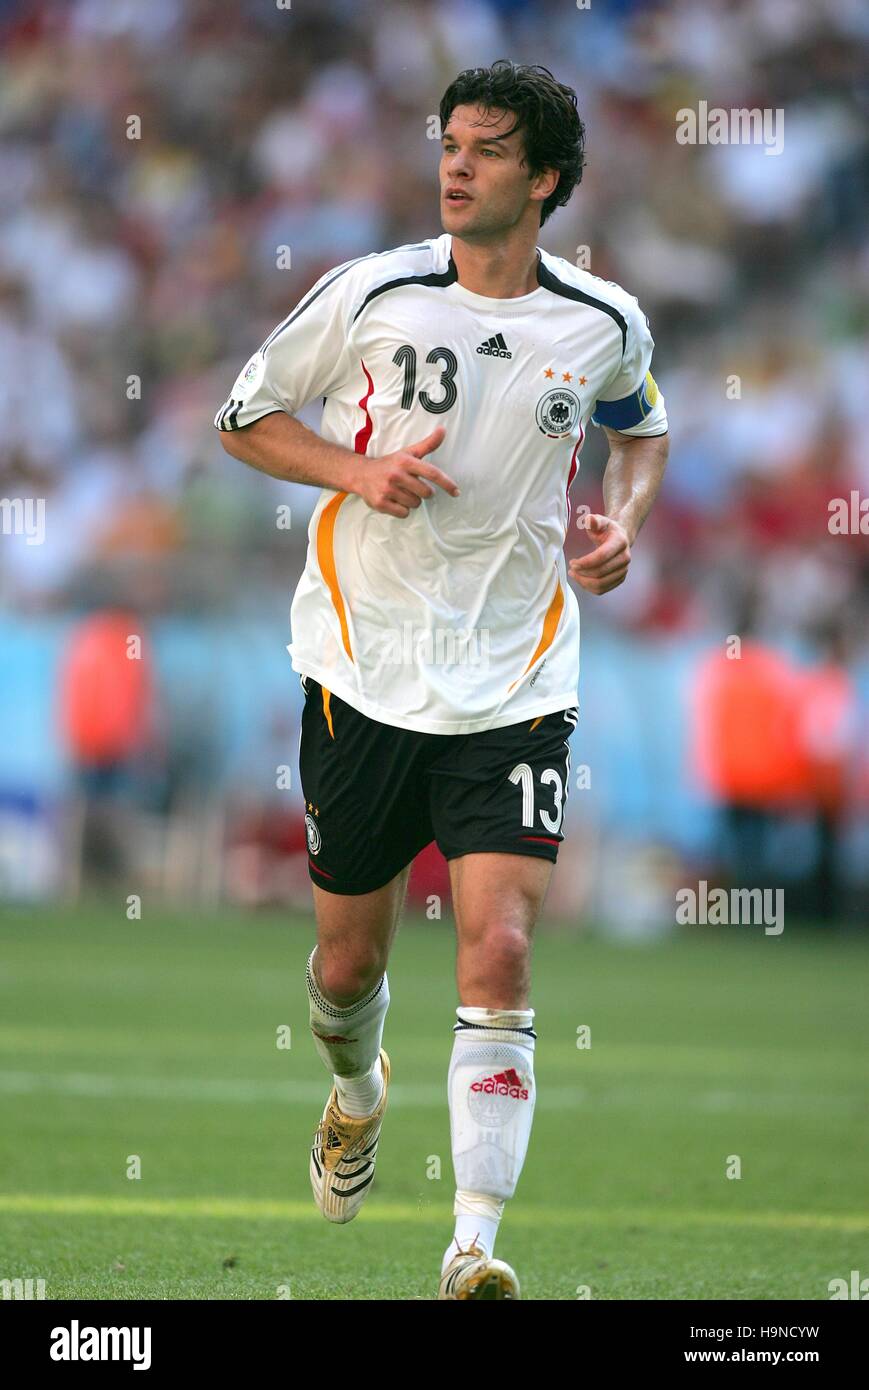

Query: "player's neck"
left=449, top=235, right=541, bottom=299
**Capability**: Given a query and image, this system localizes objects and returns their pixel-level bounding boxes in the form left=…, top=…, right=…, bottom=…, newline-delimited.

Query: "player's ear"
left=531, top=166, right=559, bottom=201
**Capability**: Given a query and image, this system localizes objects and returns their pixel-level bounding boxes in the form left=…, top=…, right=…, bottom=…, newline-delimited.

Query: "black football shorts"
left=298, top=675, right=578, bottom=895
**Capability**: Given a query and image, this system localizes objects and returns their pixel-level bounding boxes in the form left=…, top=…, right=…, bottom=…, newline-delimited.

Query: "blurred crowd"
left=0, top=0, right=865, bottom=646
left=0, top=0, right=866, bottom=914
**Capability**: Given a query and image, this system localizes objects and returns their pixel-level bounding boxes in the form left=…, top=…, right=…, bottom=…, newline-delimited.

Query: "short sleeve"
left=591, top=295, right=668, bottom=437
left=214, top=259, right=363, bottom=431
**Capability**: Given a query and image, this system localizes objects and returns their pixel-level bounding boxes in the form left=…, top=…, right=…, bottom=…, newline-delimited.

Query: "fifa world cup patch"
left=231, top=351, right=266, bottom=402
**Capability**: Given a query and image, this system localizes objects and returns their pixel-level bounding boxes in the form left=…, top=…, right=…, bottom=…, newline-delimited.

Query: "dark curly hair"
left=439, top=59, right=585, bottom=228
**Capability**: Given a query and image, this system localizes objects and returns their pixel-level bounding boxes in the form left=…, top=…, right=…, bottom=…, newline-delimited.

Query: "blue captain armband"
left=591, top=371, right=660, bottom=430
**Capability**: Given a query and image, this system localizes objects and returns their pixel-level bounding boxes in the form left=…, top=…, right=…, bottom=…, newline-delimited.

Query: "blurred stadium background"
left=0, top=0, right=866, bottom=924
left=0, top=0, right=868, bottom=1303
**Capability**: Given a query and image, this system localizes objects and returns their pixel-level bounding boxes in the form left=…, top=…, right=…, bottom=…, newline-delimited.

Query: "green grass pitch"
left=0, top=905, right=866, bottom=1300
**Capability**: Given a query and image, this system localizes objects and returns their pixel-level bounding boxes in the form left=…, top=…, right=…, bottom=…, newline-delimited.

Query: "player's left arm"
left=568, top=427, right=669, bottom=595
left=569, top=293, right=669, bottom=596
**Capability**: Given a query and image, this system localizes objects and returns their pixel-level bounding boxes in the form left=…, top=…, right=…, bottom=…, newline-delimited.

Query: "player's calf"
left=306, top=948, right=392, bottom=1221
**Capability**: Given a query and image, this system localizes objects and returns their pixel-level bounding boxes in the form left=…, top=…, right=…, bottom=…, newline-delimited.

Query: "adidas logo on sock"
left=470, top=1067, right=529, bottom=1100
left=476, top=332, right=512, bottom=359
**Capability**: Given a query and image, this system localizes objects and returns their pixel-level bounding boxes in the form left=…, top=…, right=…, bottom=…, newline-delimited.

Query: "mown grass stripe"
left=0, top=1192, right=866, bottom=1232
left=0, top=1070, right=860, bottom=1115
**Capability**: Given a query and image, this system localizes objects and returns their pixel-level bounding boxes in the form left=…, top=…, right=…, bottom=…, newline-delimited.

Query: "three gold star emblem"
left=542, top=368, right=587, bottom=385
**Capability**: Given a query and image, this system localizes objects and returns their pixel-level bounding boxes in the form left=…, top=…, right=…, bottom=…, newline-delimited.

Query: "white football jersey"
left=215, top=234, right=667, bottom=734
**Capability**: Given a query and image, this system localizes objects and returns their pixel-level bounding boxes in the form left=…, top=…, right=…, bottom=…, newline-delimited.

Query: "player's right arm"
left=218, top=413, right=457, bottom=520
left=214, top=258, right=458, bottom=519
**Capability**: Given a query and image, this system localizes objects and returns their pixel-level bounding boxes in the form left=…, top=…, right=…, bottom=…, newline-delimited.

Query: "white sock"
left=306, top=948, right=388, bottom=1118
left=443, top=1005, right=537, bottom=1271
left=441, top=1193, right=504, bottom=1273
left=335, top=1054, right=383, bottom=1118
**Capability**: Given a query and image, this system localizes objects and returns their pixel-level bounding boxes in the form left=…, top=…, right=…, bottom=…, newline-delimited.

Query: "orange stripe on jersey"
left=316, top=492, right=353, bottom=661
left=529, top=715, right=544, bottom=732
left=314, top=360, right=376, bottom=665
left=508, top=571, right=564, bottom=693
left=322, top=686, right=334, bottom=738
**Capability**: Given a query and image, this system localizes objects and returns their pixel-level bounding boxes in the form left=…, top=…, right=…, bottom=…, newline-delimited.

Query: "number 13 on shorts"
left=508, top=761, right=565, bottom=833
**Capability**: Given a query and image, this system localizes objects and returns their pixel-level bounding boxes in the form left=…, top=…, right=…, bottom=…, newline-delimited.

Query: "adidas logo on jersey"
left=470, top=1067, right=529, bottom=1100
left=476, top=333, right=512, bottom=359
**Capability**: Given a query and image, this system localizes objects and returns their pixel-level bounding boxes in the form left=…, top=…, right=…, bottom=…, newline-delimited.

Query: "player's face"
left=439, top=104, right=550, bottom=240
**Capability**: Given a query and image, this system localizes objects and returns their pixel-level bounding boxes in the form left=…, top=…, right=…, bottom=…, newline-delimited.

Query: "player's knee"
left=315, top=951, right=386, bottom=1006
left=465, top=922, right=529, bottom=977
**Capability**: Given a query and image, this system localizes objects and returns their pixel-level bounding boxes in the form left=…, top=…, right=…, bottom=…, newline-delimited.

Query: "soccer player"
left=216, top=59, right=669, bottom=1300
